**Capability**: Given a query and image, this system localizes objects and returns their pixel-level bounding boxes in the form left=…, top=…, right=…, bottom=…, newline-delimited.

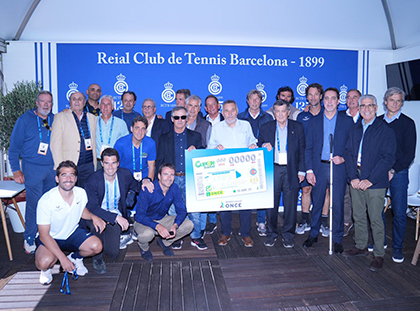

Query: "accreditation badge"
left=38, top=142, right=49, bottom=155
left=133, top=172, right=142, bottom=181
left=85, top=138, right=93, bottom=151
left=357, top=153, right=362, bottom=166
left=278, top=152, right=287, bottom=165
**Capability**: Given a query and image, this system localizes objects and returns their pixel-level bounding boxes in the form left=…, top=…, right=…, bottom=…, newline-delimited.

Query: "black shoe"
left=140, top=249, right=153, bottom=261
left=333, top=242, right=344, bottom=254
left=264, top=236, right=277, bottom=247
left=303, top=236, right=318, bottom=248
left=370, top=256, right=384, bottom=271
left=191, top=238, right=208, bottom=250
left=282, top=238, right=294, bottom=248
left=158, top=238, right=174, bottom=257
left=93, top=259, right=107, bottom=274
left=171, top=239, right=183, bottom=250
left=205, top=223, right=217, bottom=234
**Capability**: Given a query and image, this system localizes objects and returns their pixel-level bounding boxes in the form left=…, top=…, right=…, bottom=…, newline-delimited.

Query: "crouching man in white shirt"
left=35, top=160, right=105, bottom=285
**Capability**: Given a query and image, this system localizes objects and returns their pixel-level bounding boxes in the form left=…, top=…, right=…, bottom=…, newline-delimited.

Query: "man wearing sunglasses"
left=9, top=90, right=56, bottom=255
left=156, top=106, right=204, bottom=250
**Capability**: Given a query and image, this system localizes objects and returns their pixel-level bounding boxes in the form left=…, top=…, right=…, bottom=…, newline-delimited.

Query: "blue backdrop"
left=56, top=43, right=358, bottom=114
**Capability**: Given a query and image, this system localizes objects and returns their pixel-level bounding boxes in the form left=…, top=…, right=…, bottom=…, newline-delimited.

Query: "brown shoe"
left=242, top=236, right=254, bottom=248
left=343, top=247, right=368, bottom=257
left=370, top=256, right=384, bottom=271
left=218, top=235, right=231, bottom=246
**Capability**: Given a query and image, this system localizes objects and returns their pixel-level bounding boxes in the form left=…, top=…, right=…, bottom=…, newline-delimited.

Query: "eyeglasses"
left=143, top=105, right=155, bottom=109
left=173, top=115, right=187, bottom=120
left=360, top=104, right=376, bottom=109
left=43, top=119, right=51, bottom=130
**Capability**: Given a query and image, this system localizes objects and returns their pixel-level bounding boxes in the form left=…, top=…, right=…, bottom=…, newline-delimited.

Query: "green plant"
left=0, top=81, right=41, bottom=150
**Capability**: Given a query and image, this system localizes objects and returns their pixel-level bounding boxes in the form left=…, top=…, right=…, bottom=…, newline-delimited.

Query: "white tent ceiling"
left=0, top=0, right=419, bottom=51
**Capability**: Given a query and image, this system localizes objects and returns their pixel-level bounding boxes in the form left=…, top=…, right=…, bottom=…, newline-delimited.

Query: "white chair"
left=407, top=162, right=420, bottom=240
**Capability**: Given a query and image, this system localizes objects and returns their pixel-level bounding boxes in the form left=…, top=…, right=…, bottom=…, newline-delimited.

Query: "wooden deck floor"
left=2, top=211, right=420, bottom=310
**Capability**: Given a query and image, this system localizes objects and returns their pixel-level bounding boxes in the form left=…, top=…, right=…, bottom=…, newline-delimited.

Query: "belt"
left=175, top=172, right=185, bottom=177
left=321, top=160, right=330, bottom=164
left=274, top=163, right=287, bottom=167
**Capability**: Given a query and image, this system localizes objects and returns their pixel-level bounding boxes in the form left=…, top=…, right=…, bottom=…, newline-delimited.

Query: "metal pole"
left=329, top=134, right=333, bottom=255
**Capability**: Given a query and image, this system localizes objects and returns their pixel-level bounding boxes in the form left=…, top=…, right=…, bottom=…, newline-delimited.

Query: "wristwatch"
left=390, top=168, right=396, bottom=174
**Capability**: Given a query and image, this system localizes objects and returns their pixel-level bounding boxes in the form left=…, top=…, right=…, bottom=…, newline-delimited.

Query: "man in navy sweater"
left=343, top=94, right=396, bottom=271
left=380, top=87, right=416, bottom=263
left=9, top=91, right=56, bottom=254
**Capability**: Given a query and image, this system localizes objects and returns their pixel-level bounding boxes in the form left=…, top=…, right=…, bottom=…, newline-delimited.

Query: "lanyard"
left=276, top=126, right=288, bottom=152
left=60, top=270, right=78, bottom=295
left=106, top=178, right=118, bottom=211
left=99, top=116, right=114, bottom=145
left=78, top=112, right=91, bottom=138
left=37, top=115, right=50, bottom=143
left=132, top=142, right=143, bottom=172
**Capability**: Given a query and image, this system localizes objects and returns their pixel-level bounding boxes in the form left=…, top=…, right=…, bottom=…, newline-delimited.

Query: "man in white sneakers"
left=35, top=160, right=105, bottom=285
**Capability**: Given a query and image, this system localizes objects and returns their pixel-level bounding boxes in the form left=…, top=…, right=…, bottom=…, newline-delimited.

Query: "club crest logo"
left=161, top=81, right=175, bottom=103
left=114, top=73, right=129, bottom=95
left=256, top=82, right=267, bottom=103
left=66, top=82, right=79, bottom=101
left=208, top=74, right=222, bottom=95
left=339, top=85, right=348, bottom=105
left=296, top=76, right=308, bottom=97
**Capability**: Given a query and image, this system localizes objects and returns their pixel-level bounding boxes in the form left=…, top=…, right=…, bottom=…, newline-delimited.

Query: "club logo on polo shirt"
left=256, top=82, right=267, bottom=103
left=296, top=76, right=308, bottom=97
left=66, top=82, right=79, bottom=102
left=208, top=74, right=222, bottom=95
left=339, top=84, right=348, bottom=108
left=114, top=73, right=129, bottom=95
left=161, top=81, right=175, bottom=103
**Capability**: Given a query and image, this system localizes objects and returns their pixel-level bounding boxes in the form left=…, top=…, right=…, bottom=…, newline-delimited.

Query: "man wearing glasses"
left=156, top=106, right=204, bottom=250
left=343, top=94, right=396, bottom=271
left=9, top=90, right=56, bottom=254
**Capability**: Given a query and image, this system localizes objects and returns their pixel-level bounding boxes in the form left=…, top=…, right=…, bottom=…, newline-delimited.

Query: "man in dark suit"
left=156, top=106, right=206, bottom=250
left=258, top=99, right=306, bottom=248
left=303, top=87, right=354, bottom=253
left=85, top=148, right=140, bottom=274
left=186, top=95, right=212, bottom=148
left=142, top=98, right=170, bottom=151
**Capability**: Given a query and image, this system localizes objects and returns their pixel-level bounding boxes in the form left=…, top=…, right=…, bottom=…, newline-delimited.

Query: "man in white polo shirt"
left=35, top=160, right=105, bottom=285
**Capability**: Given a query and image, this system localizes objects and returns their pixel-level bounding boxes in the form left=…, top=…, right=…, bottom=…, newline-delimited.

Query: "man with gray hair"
left=142, top=98, right=170, bottom=150
left=51, top=91, right=97, bottom=188
left=186, top=95, right=212, bottom=148
left=95, top=95, right=129, bottom=168
left=238, top=89, right=273, bottom=236
left=379, top=87, right=416, bottom=263
left=9, top=90, right=56, bottom=254
left=343, top=94, right=396, bottom=271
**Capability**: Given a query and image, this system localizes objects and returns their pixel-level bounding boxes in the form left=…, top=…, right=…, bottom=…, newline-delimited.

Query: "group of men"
left=9, top=81, right=416, bottom=285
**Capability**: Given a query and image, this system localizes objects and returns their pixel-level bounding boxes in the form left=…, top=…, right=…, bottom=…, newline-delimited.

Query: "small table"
left=0, top=180, right=26, bottom=261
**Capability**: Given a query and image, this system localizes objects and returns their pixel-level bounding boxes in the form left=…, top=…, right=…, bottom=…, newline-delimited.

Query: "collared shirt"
left=383, top=110, right=402, bottom=123
left=112, top=110, right=142, bottom=133
left=207, top=119, right=257, bottom=149
left=186, top=118, right=197, bottom=131
left=101, top=174, right=122, bottom=216
left=146, top=115, right=156, bottom=137
left=134, top=180, right=187, bottom=229
left=96, top=115, right=129, bottom=156
left=321, top=112, right=337, bottom=160
left=37, top=186, right=87, bottom=240
left=274, top=121, right=288, bottom=165
left=174, top=129, right=187, bottom=172
left=206, top=113, right=221, bottom=125
left=346, top=109, right=360, bottom=123
left=84, top=101, right=100, bottom=116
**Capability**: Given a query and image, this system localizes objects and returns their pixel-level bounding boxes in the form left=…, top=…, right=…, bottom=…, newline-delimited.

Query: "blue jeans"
left=172, top=175, right=202, bottom=239
left=22, top=161, right=56, bottom=240
left=200, top=213, right=217, bottom=230
left=257, top=209, right=266, bottom=224
left=389, top=169, right=409, bottom=250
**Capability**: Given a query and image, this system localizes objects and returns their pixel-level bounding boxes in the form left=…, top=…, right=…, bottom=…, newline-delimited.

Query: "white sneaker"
left=67, top=253, right=88, bottom=276
left=39, top=269, right=53, bottom=285
left=320, top=224, right=330, bottom=237
left=24, top=239, right=36, bottom=254
left=257, top=223, right=267, bottom=236
left=120, top=234, right=134, bottom=249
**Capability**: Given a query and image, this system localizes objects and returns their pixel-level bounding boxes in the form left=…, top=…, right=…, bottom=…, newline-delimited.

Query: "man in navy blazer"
left=303, top=87, right=354, bottom=253
left=142, top=98, right=170, bottom=151
left=258, top=99, right=306, bottom=248
left=85, top=148, right=140, bottom=273
left=156, top=106, right=206, bottom=250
